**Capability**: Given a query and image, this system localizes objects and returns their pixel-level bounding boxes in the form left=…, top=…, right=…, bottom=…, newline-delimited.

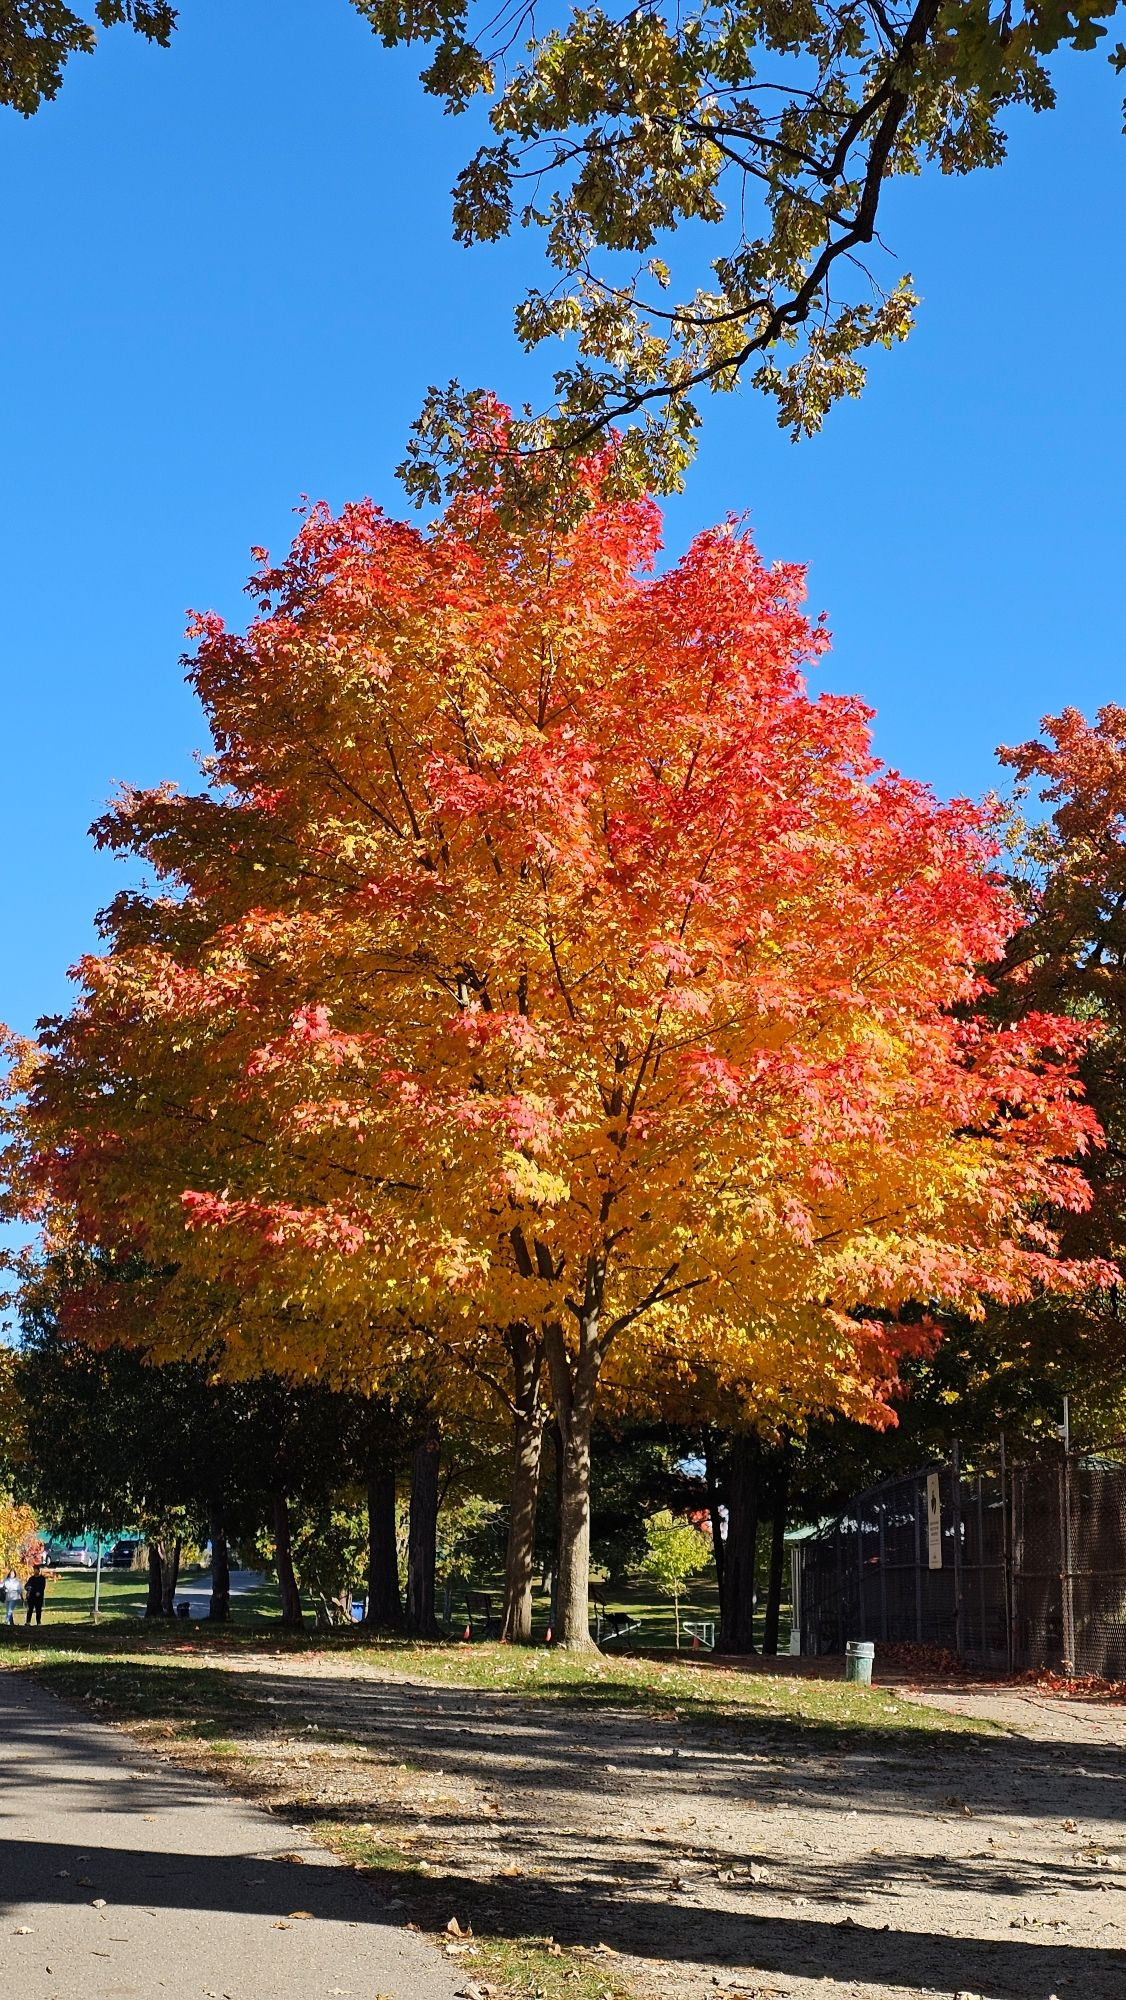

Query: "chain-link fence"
left=796, top=1440, right=1126, bottom=1677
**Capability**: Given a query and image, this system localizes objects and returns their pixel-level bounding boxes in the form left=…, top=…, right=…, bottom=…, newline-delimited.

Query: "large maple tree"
left=8, top=429, right=1102, bottom=1646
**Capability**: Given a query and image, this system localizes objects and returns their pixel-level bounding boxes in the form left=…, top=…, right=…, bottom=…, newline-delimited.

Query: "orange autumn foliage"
left=0, top=1495, right=43, bottom=1582
left=5, top=430, right=1106, bottom=1640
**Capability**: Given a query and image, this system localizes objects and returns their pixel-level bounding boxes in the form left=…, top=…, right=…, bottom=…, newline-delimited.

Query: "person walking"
left=24, top=1565, right=46, bottom=1627
left=2, top=1569, right=23, bottom=1627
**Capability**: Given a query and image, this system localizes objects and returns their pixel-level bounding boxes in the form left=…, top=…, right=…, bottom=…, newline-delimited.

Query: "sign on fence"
left=926, top=1472, right=942, bottom=1569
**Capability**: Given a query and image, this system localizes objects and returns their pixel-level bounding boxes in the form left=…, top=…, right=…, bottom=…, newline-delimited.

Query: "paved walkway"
left=0, top=1676, right=462, bottom=2000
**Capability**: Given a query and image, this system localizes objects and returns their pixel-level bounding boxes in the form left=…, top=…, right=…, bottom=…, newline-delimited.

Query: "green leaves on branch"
left=1, top=1, right=176, bottom=116
left=6, top=0, right=1124, bottom=494
left=359, top=0, right=1125, bottom=498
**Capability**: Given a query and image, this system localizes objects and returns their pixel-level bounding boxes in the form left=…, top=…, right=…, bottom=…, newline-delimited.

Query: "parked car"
left=108, top=1539, right=141, bottom=1569
left=44, top=1542, right=95, bottom=1568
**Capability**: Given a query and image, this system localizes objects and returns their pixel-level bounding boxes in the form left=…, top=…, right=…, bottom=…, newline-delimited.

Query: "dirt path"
left=135, top=1652, right=1124, bottom=2000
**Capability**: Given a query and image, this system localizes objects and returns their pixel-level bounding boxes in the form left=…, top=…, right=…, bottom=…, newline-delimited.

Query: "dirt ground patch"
left=28, top=1648, right=1126, bottom=2000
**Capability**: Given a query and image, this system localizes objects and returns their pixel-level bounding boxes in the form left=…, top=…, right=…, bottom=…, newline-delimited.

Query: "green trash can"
left=845, top=1639, right=875, bottom=1685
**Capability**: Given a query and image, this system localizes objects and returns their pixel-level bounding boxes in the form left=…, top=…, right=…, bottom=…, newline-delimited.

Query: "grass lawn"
left=20, top=1563, right=277, bottom=1624
left=5, top=1624, right=973, bottom=1732
left=18, top=1562, right=777, bottom=1655
left=21, top=1564, right=148, bottom=1621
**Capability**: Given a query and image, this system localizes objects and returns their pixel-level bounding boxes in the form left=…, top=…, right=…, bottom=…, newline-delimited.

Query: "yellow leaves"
left=0, top=1493, right=42, bottom=1580
left=496, top=1151, right=570, bottom=1208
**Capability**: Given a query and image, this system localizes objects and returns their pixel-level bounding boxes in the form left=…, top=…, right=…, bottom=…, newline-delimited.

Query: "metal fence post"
left=878, top=1495, right=888, bottom=1641
left=913, top=1474, right=924, bottom=1641
left=976, top=1474, right=987, bottom=1660
left=999, top=1433, right=1013, bottom=1673
left=1061, top=1438, right=1077, bottom=1676
left=952, top=1440, right=965, bottom=1657
left=835, top=1527, right=845, bottom=1653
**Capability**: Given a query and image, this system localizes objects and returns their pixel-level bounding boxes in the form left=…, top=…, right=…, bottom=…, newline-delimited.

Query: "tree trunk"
left=543, top=1418, right=564, bottom=1638
left=272, top=1490, right=304, bottom=1629
left=144, top=1541, right=163, bottom=1618
left=544, top=1309, right=601, bottom=1653
left=501, top=1327, right=546, bottom=1644
left=406, top=1419, right=440, bottom=1638
left=208, top=1504, right=231, bottom=1622
left=719, top=1432, right=760, bottom=1654
left=365, top=1458, right=403, bottom=1631
left=762, top=1448, right=791, bottom=1657
left=703, top=1430, right=726, bottom=1614
left=159, top=1538, right=182, bottom=1618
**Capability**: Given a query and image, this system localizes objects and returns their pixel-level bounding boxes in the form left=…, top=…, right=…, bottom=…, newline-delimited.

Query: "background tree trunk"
left=406, top=1419, right=440, bottom=1637
left=365, top=1458, right=403, bottom=1630
left=272, top=1490, right=304, bottom=1628
left=544, top=1316, right=600, bottom=1652
left=501, top=1328, right=545, bottom=1644
left=158, top=1537, right=182, bottom=1618
left=144, top=1541, right=163, bottom=1618
left=762, top=1446, right=792, bottom=1656
left=208, top=1505, right=230, bottom=1622
left=719, top=1432, right=760, bottom=1653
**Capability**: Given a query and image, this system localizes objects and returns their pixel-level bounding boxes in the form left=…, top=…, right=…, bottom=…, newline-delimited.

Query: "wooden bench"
left=464, top=1589, right=501, bottom=1640
left=590, top=1587, right=641, bottom=1647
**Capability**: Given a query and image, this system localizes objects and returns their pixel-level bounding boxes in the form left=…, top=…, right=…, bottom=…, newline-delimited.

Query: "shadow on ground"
left=14, top=1653, right=1126, bottom=2000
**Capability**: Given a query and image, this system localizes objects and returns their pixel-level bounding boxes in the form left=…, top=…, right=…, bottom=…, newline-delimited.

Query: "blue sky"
left=2, top=0, right=1124, bottom=1043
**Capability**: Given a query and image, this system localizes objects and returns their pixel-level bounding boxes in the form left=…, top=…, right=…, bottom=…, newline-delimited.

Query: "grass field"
left=11, top=1563, right=278, bottom=1624
left=12, top=1563, right=185, bottom=1622
left=13, top=1562, right=779, bottom=1655
left=2, top=1618, right=968, bottom=1736
left=18, top=1564, right=146, bottom=1620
